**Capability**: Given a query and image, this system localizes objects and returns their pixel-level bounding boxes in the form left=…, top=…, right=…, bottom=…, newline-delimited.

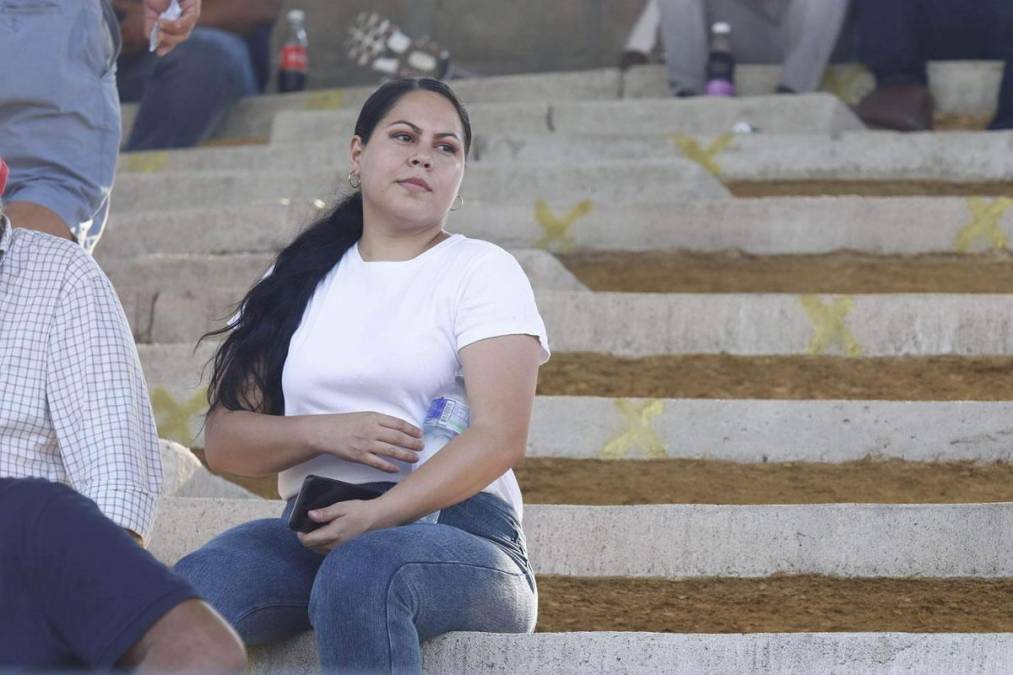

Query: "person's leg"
left=173, top=509, right=326, bottom=645
left=657, top=0, right=710, bottom=94
left=0, top=0, right=120, bottom=250
left=0, top=477, right=244, bottom=671
left=989, top=58, right=1013, bottom=130
left=853, top=0, right=925, bottom=87
left=124, top=26, right=258, bottom=151
left=985, top=0, right=1013, bottom=130
left=309, top=493, right=537, bottom=673
left=779, top=0, right=850, bottom=93
left=621, top=0, right=661, bottom=68
left=118, top=599, right=247, bottom=672
left=852, top=0, right=934, bottom=130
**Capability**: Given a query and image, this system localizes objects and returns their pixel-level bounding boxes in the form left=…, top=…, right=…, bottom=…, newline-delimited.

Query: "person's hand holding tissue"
left=144, top=0, right=202, bottom=56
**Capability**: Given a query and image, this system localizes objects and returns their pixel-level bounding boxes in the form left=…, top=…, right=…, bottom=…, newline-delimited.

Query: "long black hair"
left=202, top=78, right=473, bottom=415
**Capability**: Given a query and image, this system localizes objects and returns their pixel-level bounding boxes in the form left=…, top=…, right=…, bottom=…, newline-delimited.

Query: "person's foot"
left=856, top=84, right=934, bottom=131
left=775, top=84, right=796, bottom=94
left=619, top=50, right=649, bottom=71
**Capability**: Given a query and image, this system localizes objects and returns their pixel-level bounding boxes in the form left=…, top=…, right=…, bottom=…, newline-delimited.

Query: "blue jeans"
left=117, top=27, right=258, bottom=150
left=174, top=486, right=537, bottom=674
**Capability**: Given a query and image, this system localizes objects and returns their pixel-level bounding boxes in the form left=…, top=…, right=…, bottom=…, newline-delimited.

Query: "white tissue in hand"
left=149, top=0, right=183, bottom=52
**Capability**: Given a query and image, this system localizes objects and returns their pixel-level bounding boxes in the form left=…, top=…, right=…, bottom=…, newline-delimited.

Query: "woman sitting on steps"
left=174, top=77, right=550, bottom=673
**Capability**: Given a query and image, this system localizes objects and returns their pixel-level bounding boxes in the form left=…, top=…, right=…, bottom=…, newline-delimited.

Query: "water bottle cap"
left=712, top=22, right=731, bottom=34
left=288, top=9, right=305, bottom=23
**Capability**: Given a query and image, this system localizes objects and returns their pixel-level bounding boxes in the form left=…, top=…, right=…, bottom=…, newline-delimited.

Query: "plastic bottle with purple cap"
left=705, top=22, right=735, bottom=96
left=414, top=377, right=469, bottom=523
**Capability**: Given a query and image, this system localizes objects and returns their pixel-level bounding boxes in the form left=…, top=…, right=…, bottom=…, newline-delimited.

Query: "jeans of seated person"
left=173, top=486, right=536, bottom=673
left=117, top=27, right=259, bottom=151
left=855, top=0, right=1013, bottom=129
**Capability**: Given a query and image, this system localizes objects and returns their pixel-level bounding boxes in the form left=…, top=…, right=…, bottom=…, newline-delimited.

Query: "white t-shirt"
left=279, top=233, right=550, bottom=521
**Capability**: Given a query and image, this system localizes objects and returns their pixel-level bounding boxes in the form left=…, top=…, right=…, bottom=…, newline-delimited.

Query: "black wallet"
left=287, top=474, right=385, bottom=533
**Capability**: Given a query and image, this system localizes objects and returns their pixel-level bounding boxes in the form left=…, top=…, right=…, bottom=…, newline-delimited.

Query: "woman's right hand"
left=302, top=412, right=424, bottom=473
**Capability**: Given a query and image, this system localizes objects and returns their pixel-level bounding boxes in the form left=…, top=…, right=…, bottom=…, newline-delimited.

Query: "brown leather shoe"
left=855, top=84, right=935, bottom=131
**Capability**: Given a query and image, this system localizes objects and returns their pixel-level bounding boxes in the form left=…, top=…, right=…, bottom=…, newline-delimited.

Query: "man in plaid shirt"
left=0, top=158, right=245, bottom=671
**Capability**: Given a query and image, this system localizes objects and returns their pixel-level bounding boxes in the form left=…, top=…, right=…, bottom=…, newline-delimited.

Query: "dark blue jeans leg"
left=118, top=27, right=257, bottom=150
left=853, top=0, right=926, bottom=86
left=988, top=2, right=1013, bottom=129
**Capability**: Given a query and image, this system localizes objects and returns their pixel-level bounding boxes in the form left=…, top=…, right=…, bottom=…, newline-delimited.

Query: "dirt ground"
left=201, top=454, right=1013, bottom=506
left=728, top=180, right=1013, bottom=197
left=539, top=353, right=1013, bottom=400
left=514, top=458, right=1013, bottom=505
left=559, top=251, right=1013, bottom=294
left=535, top=575, right=1013, bottom=633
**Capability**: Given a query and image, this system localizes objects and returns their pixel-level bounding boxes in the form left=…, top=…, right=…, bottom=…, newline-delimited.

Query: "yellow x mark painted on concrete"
left=124, top=151, right=170, bottom=174
left=599, top=398, right=668, bottom=460
left=954, top=197, right=1012, bottom=253
left=670, top=132, right=734, bottom=176
left=150, top=387, right=207, bottom=445
left=304, top=90, right=345, bottom=110
left=799, top=295, right=863, bottom=357
left=534, top=199, right=592, bottom=252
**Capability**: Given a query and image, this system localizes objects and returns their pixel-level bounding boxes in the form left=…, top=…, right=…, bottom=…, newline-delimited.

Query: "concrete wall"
left=270, top=0, right=643, bottom=89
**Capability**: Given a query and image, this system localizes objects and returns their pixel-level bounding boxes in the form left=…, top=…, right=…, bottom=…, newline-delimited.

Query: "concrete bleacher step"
left=266, top=94, right=862, bottom=144
left=135, top=340, right=1013, bottom=457
left=102, top=196, right=1013, bottom=258
left=470, top=131, right=1013, bottom=182
left=118, top=130, right=1013, bottom=185
left=118, top=61, right=1001, bottom=145
left=151, top=498, right=1013, bottom=578
left=124, top=287, right=1013, bottom=354
left=102, top=249, right=589, bottom=296
left=120, top=69, right=624, bottom=142
left=625, top=61, right=1003, bottom=119
left=148, top=496, right=1013, bottom=672
left=109, top=160, right=727, bottom=213
left=250, top=631, right=1013, bottom=675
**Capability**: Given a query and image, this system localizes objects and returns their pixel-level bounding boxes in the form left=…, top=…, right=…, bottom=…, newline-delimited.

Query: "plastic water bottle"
left=415, top=381, right=469, bottom=523
left=705, top=22, right=735, bottom=97
left=278, top=10, right=308, bottom=93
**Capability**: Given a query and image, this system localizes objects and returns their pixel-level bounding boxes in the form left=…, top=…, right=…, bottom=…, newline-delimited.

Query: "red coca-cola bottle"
left=278, top=9, right=308, bottom=93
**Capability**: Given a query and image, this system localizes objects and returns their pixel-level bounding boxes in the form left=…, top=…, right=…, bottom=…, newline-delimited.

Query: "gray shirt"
left=0, top=218, right=161, bottom=539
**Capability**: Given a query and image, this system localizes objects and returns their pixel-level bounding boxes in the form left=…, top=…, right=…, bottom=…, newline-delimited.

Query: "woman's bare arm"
left=204, top=407, right=423, bottom=478
left=368, top=334, right=541, bottom=527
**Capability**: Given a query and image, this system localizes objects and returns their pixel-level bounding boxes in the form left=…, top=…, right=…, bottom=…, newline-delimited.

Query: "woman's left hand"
left=297, top=500, right=380, bottom=554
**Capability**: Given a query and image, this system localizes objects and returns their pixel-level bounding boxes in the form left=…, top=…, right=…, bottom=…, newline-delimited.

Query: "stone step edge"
left=248, top=630, right=1013, bottom=675
left=151, top=498, right=1013, bottom=579
left=137, top=360, right=1013, bottom=464
left=131, top=289, right=1013, bottom=357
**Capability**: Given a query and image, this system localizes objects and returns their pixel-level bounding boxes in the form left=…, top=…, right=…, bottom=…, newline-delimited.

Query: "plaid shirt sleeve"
left=45, top=259, right=163, bottom=541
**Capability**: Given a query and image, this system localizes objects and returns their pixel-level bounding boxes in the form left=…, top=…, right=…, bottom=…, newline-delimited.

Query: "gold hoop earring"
left=450, top=194, right=464, bottom=211
left=347, top=173, right=361, bottom=189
